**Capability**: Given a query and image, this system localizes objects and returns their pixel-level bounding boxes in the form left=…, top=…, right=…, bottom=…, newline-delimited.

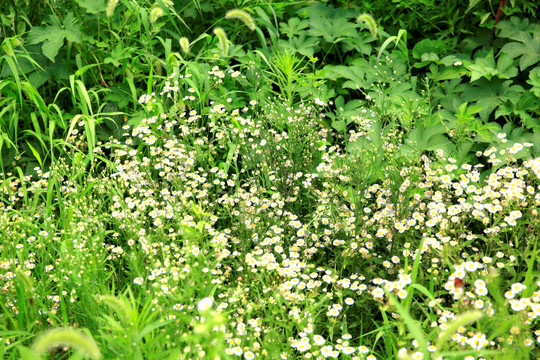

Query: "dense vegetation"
left=1, top=0, right=539, bottom=359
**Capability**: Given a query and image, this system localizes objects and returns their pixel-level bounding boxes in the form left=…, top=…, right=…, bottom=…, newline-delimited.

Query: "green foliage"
left=27, top=13, right=82, bottom=63
left=0, top=1, right=540, bottom=359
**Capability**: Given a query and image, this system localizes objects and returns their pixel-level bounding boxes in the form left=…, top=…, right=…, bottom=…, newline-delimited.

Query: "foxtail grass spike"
left=106, top=0, right=119, bottom=18
left=357, top=13, right=378, bottom=37
left=213, top=27, right=229, bottom=56
left=225, top=9, right=255, bottom=31
left=179, top=37, right=190, bottom=54
left=150, top=7, right=164, bottom=24
left=101, top=294, right=132, bottom=325
left=32, top=327, right=102, bottom=360
left=15, top=269, right=34, bottom=292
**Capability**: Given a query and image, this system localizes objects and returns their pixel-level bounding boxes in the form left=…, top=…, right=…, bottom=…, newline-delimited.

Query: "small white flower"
left=197, top=297, right=214, bottom=311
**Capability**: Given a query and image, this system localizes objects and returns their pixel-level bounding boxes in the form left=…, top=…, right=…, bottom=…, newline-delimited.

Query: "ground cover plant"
left=1, top=0, right=540, bottom=359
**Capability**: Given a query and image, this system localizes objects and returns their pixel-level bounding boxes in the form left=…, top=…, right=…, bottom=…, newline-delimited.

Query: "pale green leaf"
left=41, top=32, right=65, bottom=62
left=28, top=25, right=60, bottom=45
left=75, top=0, right=107, bottom=14
left=63, top=13, right=82, bottom=43
left=526, top=67, right=540, bottom=97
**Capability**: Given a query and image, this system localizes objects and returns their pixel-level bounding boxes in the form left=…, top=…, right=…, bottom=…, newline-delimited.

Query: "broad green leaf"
left=495, top=53, right=518, bottom=78
left=322, top=65, right=365, bottom=89
left=308, top=16, right=357, bottom=43
left=104, top=44, right=128, bottom=67
left=425, top=134, right=451, bottom=151
left=467, top=51, right=496, bottom=82
left=455, top=102, right=484, bottom=123
left=75, top=0, right=106, bottom=14
left=63, top=13, right=82, bottom=44
left=28, top=70, right=51, bottom=89
left=474, top=96, right=502, bottom=120
left=526, top=67, right=540, bottom=97
left=461, top=79, right=520, bottom=120
left=412, top=38, right=445, bottom=60
left=496, top=17, right=535, bottom=40
left=27, top=25, right=60, bottom=45
left=27, top=13, right=81, bottom=62
left=280, top=17, right=309, bottom=38
left=40, top=31, right=65, bottom=62
left=278, top=35, right=319, bottom=57
left=500, top=32, right=540, bottom=71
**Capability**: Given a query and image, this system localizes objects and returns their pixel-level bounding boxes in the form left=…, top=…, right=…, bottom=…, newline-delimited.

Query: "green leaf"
left=496, top=17, right=536, bottom=40
left=526, top=67, right=540, bottom=97
left=308, top=16, right=357, bottom=43
left=278, top=35, right=319, bottom=57
left=467, top=53, right=495, bottom=82
left=454, top=102, right=483, bottom=124
left=27, top=13, right=81, bottom=62
left=28, top=25, right=60, bottom=45
left=467, top=51, right=508, bottom=82
left=495, top=53, right=518, bottom=79
left=280, top=17, right=309, bottom=38
left=425, top=134, right=451, bottom=151
left=461, top=79, right=521, bottom=120
left=40, top=32, right=65, bottom=62
left=75, top=0, right=107, bottom=14
left=104, top=44, right=129, bottom=67
left=412, top=38, right=445, bottom=60
left=63, top=13, right=82, bottom=44
left=500, top=32, right=540, bottom=71
left=322, top=65, right=365, bottom=90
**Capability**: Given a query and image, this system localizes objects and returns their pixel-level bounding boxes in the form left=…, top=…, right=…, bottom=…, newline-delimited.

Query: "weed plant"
left=1, top=61, right=540, bottom=359
left=1, top=1, right=540, bottom=360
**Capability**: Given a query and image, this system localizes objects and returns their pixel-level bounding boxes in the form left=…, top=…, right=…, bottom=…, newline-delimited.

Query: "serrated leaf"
left=323, top=65, right=365, bottom=89
left=63, top=13, right=82, bottom=43
left=27, top=13, right=81, bottom=62
left=308, top=16, right=357, bottom=43
left=75, top=0, right=106, bottom=14
left=280, top=17, right=309, bottom=39
left=41, top=31, right=65, bottom=62
left=412, top=38, right=445, bottom=60
left=475, top=96, right=502, bottom=120
left=279, top=35, right=319, bottom=57
left=467, top=51, right=496, bottom=82
left=500, top=32, right=540, bottom=71
left=28, top=25, right=61, bottom=46
left=496, top=17, right=535, bottom=39
left=526, top=67, right=540, bottom=97
left=496, top=53, right=518, bottom=78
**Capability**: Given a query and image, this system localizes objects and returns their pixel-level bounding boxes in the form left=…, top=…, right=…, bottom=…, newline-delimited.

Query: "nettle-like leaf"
left=496, top=17, right=537, bottom=40
left=462, top=78, right=524, bottom=120
left=526, top=67, right=540, bottom=98
left=278, top=35, right=319, bottom=58
left=412, top=38, right=447, bottom=60
left=467, top=51, right=517, bottom=82
left=308, top=16, right=357, bottom=43
left=322, top=65, right=366, bottom=90
left=27, top=13, right=82, bottom=62
left=280, top=17, right=309, bottom=39
left=75, top=0, right=106, bottom=14
left=500, top=31, right=540, bottom=71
